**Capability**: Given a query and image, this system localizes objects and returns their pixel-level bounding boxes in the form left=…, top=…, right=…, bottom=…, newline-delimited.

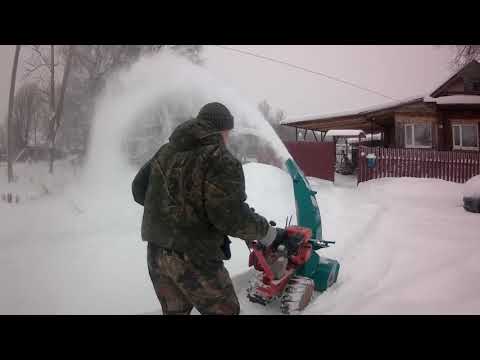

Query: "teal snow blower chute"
left=246, top=158, right=340, bottom=314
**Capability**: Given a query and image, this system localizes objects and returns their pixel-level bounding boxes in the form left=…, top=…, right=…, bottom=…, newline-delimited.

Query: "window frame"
left=452, top=123, right=479, bottom=151
left=471, top=79, right=480, bottom=92
left=404, top=123, right=433, bottom=149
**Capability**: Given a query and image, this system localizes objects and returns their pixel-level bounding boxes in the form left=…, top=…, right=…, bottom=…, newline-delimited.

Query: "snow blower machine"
left=246, top=159, right=340, bottom=314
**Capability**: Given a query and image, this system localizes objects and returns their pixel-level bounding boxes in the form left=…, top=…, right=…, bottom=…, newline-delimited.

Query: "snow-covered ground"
left=1, top=160, right=479, bottom=315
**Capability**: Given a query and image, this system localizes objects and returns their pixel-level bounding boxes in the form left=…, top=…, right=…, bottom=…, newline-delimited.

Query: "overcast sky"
left=0, top=45, right=457, bottom=124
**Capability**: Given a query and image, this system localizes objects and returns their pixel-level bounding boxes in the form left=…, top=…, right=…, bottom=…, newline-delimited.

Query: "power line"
left=215, top=45, right=398, bottom=101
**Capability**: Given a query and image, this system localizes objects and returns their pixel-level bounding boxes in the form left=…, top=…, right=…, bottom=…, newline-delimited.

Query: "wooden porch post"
left=439, top=111, right=449, bottom=151
left=295, top=127, right=298, bottom=142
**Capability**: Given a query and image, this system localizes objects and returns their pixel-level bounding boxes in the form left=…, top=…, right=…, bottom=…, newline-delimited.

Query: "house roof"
left=424, top=94, right=480, bottom=105
left=429, top=60, right=480, bottom=98
left=282, top=60, right=480, bottom=130
left=282, top=96, right=423, bottom=127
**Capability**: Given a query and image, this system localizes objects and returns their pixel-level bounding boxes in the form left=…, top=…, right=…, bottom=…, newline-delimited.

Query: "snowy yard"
left=0, top=161, right=479, bottom=314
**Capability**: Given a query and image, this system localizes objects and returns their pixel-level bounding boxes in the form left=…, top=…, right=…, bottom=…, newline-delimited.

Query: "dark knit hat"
left=197, top=102, right=234, bottom=131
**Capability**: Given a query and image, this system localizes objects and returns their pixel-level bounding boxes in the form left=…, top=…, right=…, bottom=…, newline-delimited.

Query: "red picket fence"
left=358, top=146, right=480, bottom=184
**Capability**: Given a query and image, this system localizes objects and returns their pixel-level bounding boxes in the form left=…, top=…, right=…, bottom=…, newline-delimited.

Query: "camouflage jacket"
left=132, top=118, right=269, bottom=261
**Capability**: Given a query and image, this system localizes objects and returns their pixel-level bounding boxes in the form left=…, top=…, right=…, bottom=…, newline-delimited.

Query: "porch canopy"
left=281, top=96, right=424, bottom=142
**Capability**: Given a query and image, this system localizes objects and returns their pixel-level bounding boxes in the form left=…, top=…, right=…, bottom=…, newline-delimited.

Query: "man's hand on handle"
left=257, top=225, right=304, bottom=256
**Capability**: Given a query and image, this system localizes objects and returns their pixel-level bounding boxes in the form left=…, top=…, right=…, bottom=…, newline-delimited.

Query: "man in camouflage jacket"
left=132, top=102, right=286, bottom=315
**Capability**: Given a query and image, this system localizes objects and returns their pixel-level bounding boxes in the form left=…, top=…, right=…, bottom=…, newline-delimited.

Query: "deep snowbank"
left=464, top=175, right=480, bottom=198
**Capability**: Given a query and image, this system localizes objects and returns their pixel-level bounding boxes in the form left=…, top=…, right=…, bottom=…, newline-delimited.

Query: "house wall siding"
left=444, top=77, right=465, bottom=94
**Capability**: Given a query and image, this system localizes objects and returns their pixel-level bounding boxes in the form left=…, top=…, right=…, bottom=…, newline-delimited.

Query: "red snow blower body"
left=247, top=226, right=315, bottom=310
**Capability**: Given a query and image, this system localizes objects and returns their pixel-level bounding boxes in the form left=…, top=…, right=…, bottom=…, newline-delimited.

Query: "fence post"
left=407, top=148, right=411, bottom=178
left=418, top=149, right=422, bottom=178
left=381, top=147, right=385, bottom=179
left=448, top=151, right=453, bottom=182
left=454, top=151, right=457, bottom=182
left=460, top=152, right=463, bottom=183
left=457, top=152, right=460, bottom=183
left=452, top=151, right=456, bottom=183
left=432, top=150, right=436, bottom=179
left=428, top=150, right=431, bottom=179
left=441, top=151, right=445, bottom=181
left=378, top=147, right=382, bottom=179
left=392, top=148, right=396, bottom=178
left=422, top=149, right=426, bottom=179
left=386, top=147, right=391, bottom=177
left=430, top=150, right=435, bottom=178
left=408, top=148, right=412, bottom=178
left=470, top=152, right=474, bottom=180
left=445, top=151, right=449, bottom=182
left=468, top=152, right=473, bottom=182
left=475, top=153, right=480, bottom=179
left=399, top=148, right=402, bottom=177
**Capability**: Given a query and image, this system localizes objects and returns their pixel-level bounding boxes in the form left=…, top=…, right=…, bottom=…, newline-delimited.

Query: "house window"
left=472, top=80, right=480, bottom=92
left=404, top=123, right=432, bottom=148
left=452, top=124, right=479, bottom=150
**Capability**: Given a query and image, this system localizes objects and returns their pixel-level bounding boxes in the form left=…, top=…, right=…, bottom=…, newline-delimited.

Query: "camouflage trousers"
left=147, top=242, right=240, bottom=315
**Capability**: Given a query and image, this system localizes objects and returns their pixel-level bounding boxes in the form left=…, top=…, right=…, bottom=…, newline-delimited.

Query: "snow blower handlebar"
left=309, top=239, right=336, bottom=249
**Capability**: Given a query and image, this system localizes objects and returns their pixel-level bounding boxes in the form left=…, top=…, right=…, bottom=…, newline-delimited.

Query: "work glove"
left=272, top=228, right=304, bottom=256
left=258, top=225, right=278, bottom=248
left=258, top=226, right=304, bottom=256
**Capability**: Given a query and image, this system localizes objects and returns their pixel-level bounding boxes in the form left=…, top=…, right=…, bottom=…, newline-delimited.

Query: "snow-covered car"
left=463, top=175, right=480, bottom=213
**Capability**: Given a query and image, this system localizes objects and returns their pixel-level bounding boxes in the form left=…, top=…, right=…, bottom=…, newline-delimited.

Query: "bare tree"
left=11, top=82, right=44, bottom=153
left=65, top=45, right=204, bottom=154
left=48, top=45, right=75, bottom=174
left=18, top=45, right=205, bottom=164
left=453, top=45, right=480, bottom=67
left=19, top=45, right=75, bottom=173
left=23, top=45, right=61, bottom=100
left=7, top=45, right=21, bottom=183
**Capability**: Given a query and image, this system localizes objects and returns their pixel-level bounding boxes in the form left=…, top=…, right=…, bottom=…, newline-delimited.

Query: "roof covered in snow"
left=326, top=129, right=366, bottom=138
left=281, top=60, right=480, bottom=129
left=282, top=96, right=423, bottom=126
left=424, top=95, right=480, bottom=105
